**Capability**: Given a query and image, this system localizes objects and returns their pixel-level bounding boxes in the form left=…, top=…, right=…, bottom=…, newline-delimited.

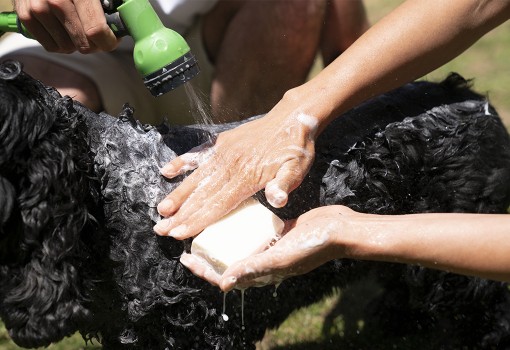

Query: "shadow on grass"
left=264, top=333, right=434, bottom=350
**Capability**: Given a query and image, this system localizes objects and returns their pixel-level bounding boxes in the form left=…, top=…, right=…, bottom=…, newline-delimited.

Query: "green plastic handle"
left=117, top=0, right=191, bottom=76
left=0, top=12, right=30, bottom=37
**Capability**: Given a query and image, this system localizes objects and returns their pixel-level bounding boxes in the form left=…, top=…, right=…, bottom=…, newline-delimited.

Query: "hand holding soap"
left=190, top=197, right=284, bottom=275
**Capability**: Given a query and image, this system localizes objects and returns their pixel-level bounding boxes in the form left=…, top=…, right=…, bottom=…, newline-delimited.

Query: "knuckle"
left=77, top=45, right=97, bottom=54
left=29, top=2, right=49, bottom=17
left=84, top=23, right=114, bottom=45
left=16, top=8, right=32, bottom=22
left=46, top=0, right=64, bottom=7
left=84, top=23, right=106, bottom=38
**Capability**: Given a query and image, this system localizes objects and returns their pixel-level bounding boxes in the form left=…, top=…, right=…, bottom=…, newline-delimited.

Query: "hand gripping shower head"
left=0, top=0, right=200, bottom=96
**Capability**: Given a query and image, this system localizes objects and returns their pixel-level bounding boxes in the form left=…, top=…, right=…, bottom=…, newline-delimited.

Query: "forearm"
left=343, top=212, right=510, bottom=282
left=288, top=0, right=510, bottom=132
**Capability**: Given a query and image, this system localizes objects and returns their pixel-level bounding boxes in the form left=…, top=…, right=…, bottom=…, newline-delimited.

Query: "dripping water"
left=273, top=282, right=281, bottom=298
left=184, top=82, right=217, bottom=145
left=184, top=82, right=214, bottom=126
left=241, top=289, right=245, bottom=330
left=222, top=292, right=229, bottom=321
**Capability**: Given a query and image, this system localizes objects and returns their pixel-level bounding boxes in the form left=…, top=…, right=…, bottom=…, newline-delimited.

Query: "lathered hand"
left=218, top=206, right=356, bottom=291
left=154, top=105, right=318, bottom=240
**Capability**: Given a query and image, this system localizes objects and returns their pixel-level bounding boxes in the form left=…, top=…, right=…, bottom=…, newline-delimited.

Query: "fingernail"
left=267, top=185, right=288, bottom=208
left=157, top=198, right=174, bottom=214
left=153, top=217, right=173, bottom=235
left=161, top=164, right=177, bottom=177
left=180, top=253, right=192, bottom=267
left=221, top=276, right=237, bottom=291
left=169, top=224, right=188, bottom=238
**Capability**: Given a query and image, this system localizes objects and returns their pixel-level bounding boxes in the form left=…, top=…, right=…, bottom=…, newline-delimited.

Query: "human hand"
left=154, top=105, right=319, bottom=239
left=15, top=0, right=118, bottom=53
left=180, top=206, right=356, bottom=291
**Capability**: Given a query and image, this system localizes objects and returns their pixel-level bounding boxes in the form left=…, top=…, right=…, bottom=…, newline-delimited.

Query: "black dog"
left=1, top=59, right=510, bottom=349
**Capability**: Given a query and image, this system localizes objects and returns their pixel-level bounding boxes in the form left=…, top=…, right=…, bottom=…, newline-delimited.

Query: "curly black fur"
left=0, top=61, right=97, bottom=347
left=1, top=60, right=510, bottom=349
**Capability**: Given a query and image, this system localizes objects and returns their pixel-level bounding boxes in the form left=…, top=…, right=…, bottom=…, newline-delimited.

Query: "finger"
left=16, top=1, right=68, bottom=52
left=156, top=196, right=177, bottom=218
left=161, top=144, right=214, bottom=179
left=156, top=169, right=202, bottom=217
left=153, top=216, right=175, bottom=236
left=74, top=0, right=117, bottom=52
left=156, top=170, right=250, bottom=239
left=157, top=188, right=245, bottom=239
left=180, top=253, right=222, bottom=287
left=220, top=219, right=332, bottom=292
left=160, top=157, right=196, bottom=179
left=158, top=145, right=215, bottom=216
left=220, top=253, right=283, bottom=292
left=53, top=0, right=97, bottom=53
left=265, top=180, right=288, bottom=209
left=265, top=158, right=307, bottom=208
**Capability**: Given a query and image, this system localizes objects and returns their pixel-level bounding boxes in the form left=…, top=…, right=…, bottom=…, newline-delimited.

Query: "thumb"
left=265, top=160, right=307, bottom=208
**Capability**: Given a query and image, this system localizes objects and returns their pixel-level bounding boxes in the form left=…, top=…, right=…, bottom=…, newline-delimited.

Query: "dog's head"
left=0, top=60, right=96, bottom=347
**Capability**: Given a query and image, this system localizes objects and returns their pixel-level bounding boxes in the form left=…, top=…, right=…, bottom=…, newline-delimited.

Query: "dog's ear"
left=0, top=60, right=26, bottom=255
left=0, top=60, right=94, bottom=347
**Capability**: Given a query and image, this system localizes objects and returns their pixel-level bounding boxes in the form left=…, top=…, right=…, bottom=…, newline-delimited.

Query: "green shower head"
left=117, top=0, right=200, bottom=96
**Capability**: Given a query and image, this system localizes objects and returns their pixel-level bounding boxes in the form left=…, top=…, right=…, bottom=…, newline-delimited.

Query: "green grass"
left=367, top=0, right=510, bottom=129
left=0, top=323, right=101, bottom=350
left=2, top=1, right=510, bottom=349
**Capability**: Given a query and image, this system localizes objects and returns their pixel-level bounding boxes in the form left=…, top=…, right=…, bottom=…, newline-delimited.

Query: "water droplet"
left=273, top=282, right=281, bottom=297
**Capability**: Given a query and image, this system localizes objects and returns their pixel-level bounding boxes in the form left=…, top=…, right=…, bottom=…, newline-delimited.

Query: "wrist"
left=332, top=212, right=400, bottom=262
left=279, top=84, right=337, bottom=137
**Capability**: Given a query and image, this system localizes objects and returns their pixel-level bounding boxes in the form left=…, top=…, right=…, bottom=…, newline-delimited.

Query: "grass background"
left=1, top=0, right=509, bottom=349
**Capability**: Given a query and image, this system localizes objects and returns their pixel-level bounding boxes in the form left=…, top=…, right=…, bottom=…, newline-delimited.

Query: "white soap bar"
left=191, top=197, right=284, bottom=275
